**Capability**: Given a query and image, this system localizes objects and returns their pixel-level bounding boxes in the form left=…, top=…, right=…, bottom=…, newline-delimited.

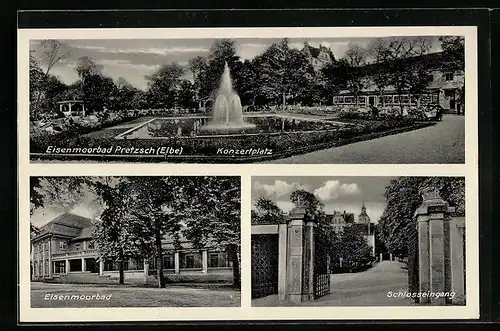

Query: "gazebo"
left=57, top=100, right=86, bottom=117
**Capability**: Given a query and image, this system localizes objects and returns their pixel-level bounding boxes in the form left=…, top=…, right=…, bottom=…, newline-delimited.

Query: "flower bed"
left=30, top=117, right=434, bottom=162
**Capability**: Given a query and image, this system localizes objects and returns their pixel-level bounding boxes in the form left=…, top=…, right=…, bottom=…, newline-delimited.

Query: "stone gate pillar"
left=414, top=187, right=455, bottom=305
left=285, top=203, right=316, bottom=303
left=450, top=216, right=465, bottom=305
left=286, top=205, right=305, bottom=304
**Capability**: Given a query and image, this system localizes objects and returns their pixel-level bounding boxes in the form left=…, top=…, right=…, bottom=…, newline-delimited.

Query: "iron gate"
left=251, top=234, right=279, bottom=299
left=313, top=240, right=330, bottom=299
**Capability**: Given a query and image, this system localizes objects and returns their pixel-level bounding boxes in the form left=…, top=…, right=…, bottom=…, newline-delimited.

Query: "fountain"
left=199, top=62, right=256, bottom=133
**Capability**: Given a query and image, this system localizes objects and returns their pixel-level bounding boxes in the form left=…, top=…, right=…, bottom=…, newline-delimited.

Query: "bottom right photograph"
left=250, top=176, right=466, bottom=307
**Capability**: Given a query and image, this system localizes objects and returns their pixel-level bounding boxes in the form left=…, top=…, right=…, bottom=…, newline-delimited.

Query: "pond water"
left=120, top=116, right=347, bottom=139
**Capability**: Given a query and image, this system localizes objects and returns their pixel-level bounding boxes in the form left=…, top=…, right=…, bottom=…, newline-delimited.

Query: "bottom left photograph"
left=28, top=176, right=241, bottom=308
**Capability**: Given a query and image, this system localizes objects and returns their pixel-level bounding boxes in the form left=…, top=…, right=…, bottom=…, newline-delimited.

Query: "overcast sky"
left=30, top=36, right=443, bottom=91
left=252, top=176, right=398, bottom=224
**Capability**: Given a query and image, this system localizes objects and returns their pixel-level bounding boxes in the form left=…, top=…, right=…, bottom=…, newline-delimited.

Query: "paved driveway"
left=268, top=115, right=465, bottom=164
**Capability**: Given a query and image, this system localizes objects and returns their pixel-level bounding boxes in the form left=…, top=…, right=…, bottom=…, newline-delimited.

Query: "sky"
left=251, top=176, right=398, bottom=224
left=30, top=187, right=103, bottom=229
left=30, top=36, right=443, bottom=91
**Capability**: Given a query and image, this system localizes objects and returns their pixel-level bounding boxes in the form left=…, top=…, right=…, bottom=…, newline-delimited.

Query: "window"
left=54, top=261, right=66, bottom=274
left=444, top=72, right=454, bottom=81
left=45, top=260, right=49, bottom=275
left=34, top=262, right=38, bottom=275
left=59, top=241, right=67, bottom=250
left=163, top=255, right=174, bottom=269
left=75, top=243, right=81, bottom=251
left=427, top=74, right=434, bottom=82
left=87, top=241, right=95, bottom=250
left=345, top=96, right=354, bottom=104
left=185, top=255, right=194, bottom=269
left=209, top=254, right=219, bottom=268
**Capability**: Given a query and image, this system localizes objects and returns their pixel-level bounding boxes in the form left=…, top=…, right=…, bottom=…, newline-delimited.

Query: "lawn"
left=31, top=282, right=240, bottom=308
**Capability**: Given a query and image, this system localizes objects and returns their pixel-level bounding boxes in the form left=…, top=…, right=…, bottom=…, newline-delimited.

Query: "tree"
left=74, top=56, right=117, bottom=113
left=366, top=38, right=393, bottom=107
left=380, top=37, right=433, bottom=113
left=177, top=80, right=196, bottom=109
left=405, top=37, right=434, bottom=107
left=146, top=63, right=185, bottom=108
left=321, top=60, right=349, bottom=104
left=122, top=177, right=187, bottom=288
left=188, top=56, right=208, bottom=107
left=343, top=44, right=366, bottom=106
left=256, top=38, right=314, bottom=107
left=334, top=225, right=374, bottom=271
left=251, top=197, right=287, bottom=225
left=179, top=176, right=242, bottom=287
left=439, top=36, right=465, bottom=113
left=30, top=40, right=71, bottom=119
left=198, top=39, right=240, bottom=99
left=377, top=177, right=465, bottom=295
left=91, top=177, right=136, bottom=285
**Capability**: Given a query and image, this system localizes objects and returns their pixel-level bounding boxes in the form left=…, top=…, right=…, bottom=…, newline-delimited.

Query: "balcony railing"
left=52, top=249, right=98, bottom=258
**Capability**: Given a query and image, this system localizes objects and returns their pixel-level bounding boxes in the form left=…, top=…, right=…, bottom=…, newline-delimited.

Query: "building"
left=57, top=100, right=86, bottom=117
left=332, top=51, right=465, bottom=114
left=327, top=203, right=376, bottom=256
left=31, top=213, right=234, bottom=283
left=302, top=41, right=336, bottom=72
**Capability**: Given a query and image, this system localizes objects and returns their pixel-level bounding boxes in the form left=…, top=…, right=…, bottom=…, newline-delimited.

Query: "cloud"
left=276, top=201, right=296, bottom=213
left=254, top=180, right=311, bottom=198
left=313, top=180, right=361, bottom=202
left=69, top=44, right=209, bottom=55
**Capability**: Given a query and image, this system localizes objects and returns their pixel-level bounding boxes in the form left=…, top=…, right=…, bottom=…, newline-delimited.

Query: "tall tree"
left=179, top=176, right=241, bottom=286
left=146, top=63, right=185, bottom=108
left=366, top=38, right=393, bottom=107
left=256, top=38, right=313, bottom=107
left=30, top=40, right=70, bottom=119
left=343, top=44, right=366, bottom=106
left=377, top=177, right=465, bottom=295
left=91, top=177, right=135, bottom=285
left=124, top=177, right=188, bottom=288
left=439, top=36, right=465, bottom=113
left=198, top=39, right=240, bottom=98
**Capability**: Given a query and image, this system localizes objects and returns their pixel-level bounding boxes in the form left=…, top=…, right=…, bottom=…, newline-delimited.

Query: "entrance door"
left=251, top=234, right=279, bottom=299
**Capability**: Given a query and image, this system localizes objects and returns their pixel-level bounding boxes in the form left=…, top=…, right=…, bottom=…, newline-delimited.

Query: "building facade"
left=31, top=213, right=233, bottom=283
left=326, top=203, right=376, bottom=256
left=302, top=42, right=335, bottom=72
left=332, top=52, right=465, bottom=114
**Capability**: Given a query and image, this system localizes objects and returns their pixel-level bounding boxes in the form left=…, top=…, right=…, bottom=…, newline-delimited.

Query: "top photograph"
left=23, top=28, right=472, bottom=164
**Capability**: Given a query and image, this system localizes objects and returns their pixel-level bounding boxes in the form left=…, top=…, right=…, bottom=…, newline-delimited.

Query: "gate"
left=251, top=234, right=279, bottom=299
left=313, top=240, right=330, bottom=299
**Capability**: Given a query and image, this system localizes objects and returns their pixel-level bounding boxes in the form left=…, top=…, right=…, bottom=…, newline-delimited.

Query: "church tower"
left=357, top=201, right=371, bottom=224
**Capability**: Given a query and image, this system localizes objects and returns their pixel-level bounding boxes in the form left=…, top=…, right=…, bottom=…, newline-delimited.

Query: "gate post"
left=286, top=205, right=305, bottom=304
left=414, top=187, right=455, bottom=305
left=450, top=215, right=466, bottom=305
left=303, top=220, right=316, bottom=301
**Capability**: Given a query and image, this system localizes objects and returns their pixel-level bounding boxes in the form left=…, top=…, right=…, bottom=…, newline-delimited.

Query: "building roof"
left=71, top=226, right=94, bottom=241
left=33, top=213, right=93, bottom=242
left=302, top=43, right=335, bottom=62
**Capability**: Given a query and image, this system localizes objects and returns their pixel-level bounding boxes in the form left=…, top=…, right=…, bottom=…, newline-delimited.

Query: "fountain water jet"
left=199, top=62, right=256, bottom=133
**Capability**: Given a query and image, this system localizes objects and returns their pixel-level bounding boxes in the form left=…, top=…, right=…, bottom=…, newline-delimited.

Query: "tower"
left=358, top=200, right=371, bottom=224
